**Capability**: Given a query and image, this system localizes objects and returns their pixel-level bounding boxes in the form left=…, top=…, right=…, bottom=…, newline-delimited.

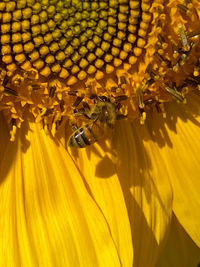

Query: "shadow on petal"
left=69, top=143, right=134, bottom=267
left=154, top=94, right=200, bottom=247
left=95, top=155, right=116, bottom=178
left=113, top=119, right=173, bottom=267
left=156, top=213, right=200, bottom=267
left=0, top=113, right=17, bottom=185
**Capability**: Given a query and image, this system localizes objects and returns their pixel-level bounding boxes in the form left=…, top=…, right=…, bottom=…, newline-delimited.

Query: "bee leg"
left=73, top=108, right=86, bottom=116
left=83, top=102, right=90, bottom=110
left=71, top=123, right=79, bottom=131
left=74, top=109, right=92, bottom=119
left=82, top=102, right=92, bottom=119
left=84, top=105, right=100, bottom=121
left=97, top=95, right=110, bottom=102
left=73, top=107, right=94, bottom=120
left=85, top=112, right=99, bottom=120
left=90, top=94, right=110, bottom=103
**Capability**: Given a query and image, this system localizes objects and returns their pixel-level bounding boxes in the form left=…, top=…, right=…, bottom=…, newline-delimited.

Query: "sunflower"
left=0, top=0, right=200, bottom=266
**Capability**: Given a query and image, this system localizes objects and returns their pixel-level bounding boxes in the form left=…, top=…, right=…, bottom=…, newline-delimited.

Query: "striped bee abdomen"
left=68, top=122, right=104, bottom=148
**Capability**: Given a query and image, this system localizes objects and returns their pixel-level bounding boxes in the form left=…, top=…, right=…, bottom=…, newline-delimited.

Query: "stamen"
left=146, top=63, right=152, bottom=75
left=31, top=84, right=41, bottom=90
left=111, top=86, right=118, bottom=92
left=178, top=25, right=190, bottom=51
left=177, top=4, right=188, bottom=13
left=165, top=86, right=185, bottom=102
left=2, top=75, right=9, bottom=86
left=60, top=100, right=65, bottom=112
left=49, top=86, right=56, bottom=98
left=154, top=52, right=171, bottom=67
left=145, top=64, right=156, bottom=79
left=114, top=95, right=128, bottom=102
left=144, top=98, right=156, bottom=106
left=154, top=52, right=164, bottom=63
left=68, top=90, right=78, bottom=96
left=119, top=76, right=127, bottom=89
left=4, top=86, right=18, bottom=96
left=157, top=34, right=165, bottom=45
left=190, top=74, right=200, bottom=83
left=146, top=78, right=155, bottom=86
left=43, top=108, right=54, bottom=116
left=136, top=84, right=144, bottom=109
left=72, top=95, right=85, bottom=108
left=185, top=78, right=199, bottom=87
left=187, top=28, right=200, bottom=38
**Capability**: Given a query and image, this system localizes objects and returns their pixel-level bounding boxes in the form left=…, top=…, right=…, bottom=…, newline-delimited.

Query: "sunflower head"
left=0, top=0, right=200, bottom=144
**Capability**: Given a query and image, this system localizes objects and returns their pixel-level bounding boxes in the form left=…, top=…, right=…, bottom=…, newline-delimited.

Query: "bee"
left=68, top=97, right=117, bottom=148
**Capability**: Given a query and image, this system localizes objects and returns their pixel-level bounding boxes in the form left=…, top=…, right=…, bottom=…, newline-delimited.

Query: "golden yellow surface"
left=1, top=2, right=200, bottom=266
left=0, top=0, right=200, bottom=140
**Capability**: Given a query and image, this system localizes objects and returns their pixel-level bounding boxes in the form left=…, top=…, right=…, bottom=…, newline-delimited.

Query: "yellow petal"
left=69, top=143, right=133, bottom=267
left=0, top=121, right=121, bottom=267
left=156, top=213, right=200, bottom=267
left=0, top=113, right=9, bottom=165
left=149, top=93, right=200, bottom=247
left=113, top=120, right=173, bottom=267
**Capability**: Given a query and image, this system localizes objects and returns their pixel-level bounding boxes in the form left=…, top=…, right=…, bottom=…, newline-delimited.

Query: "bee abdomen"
left=68, top=123, right=102, bottom=148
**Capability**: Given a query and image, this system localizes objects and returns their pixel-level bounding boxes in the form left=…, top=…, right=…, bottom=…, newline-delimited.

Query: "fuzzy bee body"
left=68, top=100, right=116, bottom=148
